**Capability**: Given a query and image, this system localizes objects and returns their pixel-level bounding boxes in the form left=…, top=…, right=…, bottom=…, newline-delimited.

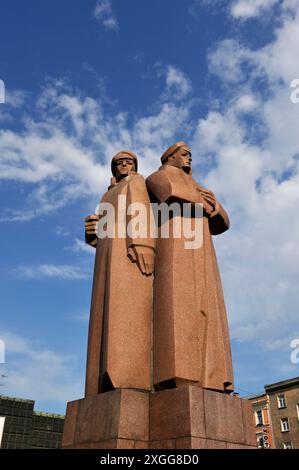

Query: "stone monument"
left=62, top=144, right=255, bottom=449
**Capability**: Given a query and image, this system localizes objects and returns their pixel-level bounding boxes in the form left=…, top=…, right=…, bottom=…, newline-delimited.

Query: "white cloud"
left=257, top=6, right=299, bottom=84
left=230, top=0, right=279, bottom=19
left=16, top=264, right=89, bottom=280
left=165, top=65, right=192, bottom=99
left=0, top=73, right=192, bottom=221
left=1, top=10, right=298, bottom=357
left=55, top=226, right=70, bottom=237
left=190, top=0, right=282, bottom=20
left=0, top=330, right=83, bottom=410
left=67, top=312, right=89, bottom=323
left=133, top=102, right=190, bottom=149
left=94, top=0, right=118, bottom=31
left=194, top=0, right=299, bottom=348
left=208, top=39, right=257, bottom=83
left=65, top=238, right=95, bottom=255
left=234, top=94, right=260, bottom=113
left=5, top=89, right=29, bottom=108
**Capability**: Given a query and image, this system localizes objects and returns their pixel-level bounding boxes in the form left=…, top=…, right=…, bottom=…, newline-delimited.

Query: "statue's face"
left=167, top=146, right=192, bottom=173
left=114, top=156, right=135, bottom=180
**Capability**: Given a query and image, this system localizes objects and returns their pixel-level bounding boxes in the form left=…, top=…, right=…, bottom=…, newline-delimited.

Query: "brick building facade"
left=265, top=377, right=299, bottom=449
left=249, top=393, right=274, bottom=448
left=249, top=376, right=299, bottom=449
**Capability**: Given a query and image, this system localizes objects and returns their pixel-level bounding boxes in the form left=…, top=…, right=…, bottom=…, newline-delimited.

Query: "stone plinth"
left=62, top=389, right=149, bottom=449
left=149, top=386, right=256, bottom=449
left=62, top=386, right=255, bottom=449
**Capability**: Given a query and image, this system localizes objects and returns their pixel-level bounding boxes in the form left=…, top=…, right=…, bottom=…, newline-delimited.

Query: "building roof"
left=247, top=392, right=268, bottom=401
left=33, top=411, right=65, bottom=420
left=265, top=375, right=299, bottom=393
left=0, top=395, right=34, bottom=404
left=0, top=395, right=64, bottom=418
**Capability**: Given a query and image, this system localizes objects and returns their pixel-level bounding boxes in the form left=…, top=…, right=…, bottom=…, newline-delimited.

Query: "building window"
left=277, top=394, right=287, bottom=409
left=283, top=442, right=293, bottom=449
left=255, top=410, right=264, bottom=426
left=280, top=417, right=290, bottom=432
left=256, top=432, right=264, bottom=448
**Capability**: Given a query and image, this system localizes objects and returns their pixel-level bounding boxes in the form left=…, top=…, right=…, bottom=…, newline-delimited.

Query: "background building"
left=249, top=393, right=274, bottom=448
left=249, top=376, right=299, bottom=449
left=265, top=377, right=299, bottom=449
left=0, top=395, right=64, bottom=449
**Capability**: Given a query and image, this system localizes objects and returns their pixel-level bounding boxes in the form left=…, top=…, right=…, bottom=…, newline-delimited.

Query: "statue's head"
left=111, top=150, right=138, bottom=181
left=161, top=142, right=192, bottom=174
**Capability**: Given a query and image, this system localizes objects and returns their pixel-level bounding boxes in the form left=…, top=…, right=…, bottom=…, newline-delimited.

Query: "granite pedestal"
left=62, top=385, right=255, bottom=449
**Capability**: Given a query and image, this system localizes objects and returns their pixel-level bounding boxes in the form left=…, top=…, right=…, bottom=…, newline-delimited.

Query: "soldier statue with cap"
left=146, top=141, right=234, bottom=393
left=84, top=150, right=155, bottom=396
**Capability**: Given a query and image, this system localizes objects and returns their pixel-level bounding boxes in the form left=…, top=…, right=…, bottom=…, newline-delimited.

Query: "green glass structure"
left=0, top=395, right=64, bottom=449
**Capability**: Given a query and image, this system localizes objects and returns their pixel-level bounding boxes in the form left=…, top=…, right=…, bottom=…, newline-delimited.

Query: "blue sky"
left=1, top=0, right=299, bottom=414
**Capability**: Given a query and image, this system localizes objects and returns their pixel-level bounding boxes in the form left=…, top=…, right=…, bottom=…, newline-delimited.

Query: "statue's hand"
left=127, top=245, right=154, bottom=276
left=85, top=214, right=99, bottom=247
left=85, top=214, right=99, bottom=235
left=199, top=189, right=218, bottom=216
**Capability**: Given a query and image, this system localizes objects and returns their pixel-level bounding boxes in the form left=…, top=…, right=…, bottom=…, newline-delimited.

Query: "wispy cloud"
left=94, top=0, right=119, bottom=31
left=1, top=1, right=299, bottom=356
left=191, top=0, right=282, bottom=20
left=5, top=89, right=29, bottom=108
left=55, top=226, right=71, bottom=237
left=66, top=312, right=89, bottom=323
left=0, top=330, right=83, bottom=411
left=230, top=0, right=279, bottom=19
left=15, top=264, right=89, bottom=280
left=192, top=0, right=299, bottom=347
left=0, top=70, right=192, bottom=222
left=64, top=238, right=95, bottom=255
left=208, top=39, right=256, bottom=83
left=165, top=65, right=192, bottom=99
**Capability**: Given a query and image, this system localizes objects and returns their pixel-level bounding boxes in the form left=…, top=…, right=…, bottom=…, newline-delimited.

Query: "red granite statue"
left=85, top=151, right=155, bottom=395
left=146, top=142, right=234, bottom=393
left=62, top=145, right=255, bottom=450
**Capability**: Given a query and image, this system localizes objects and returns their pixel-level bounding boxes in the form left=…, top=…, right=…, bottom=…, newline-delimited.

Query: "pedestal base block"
left=62, top=389, right=149, bottom=449
left=62, top=386, right=255, bottom=449
left=149, top=386, right=256, bottom=449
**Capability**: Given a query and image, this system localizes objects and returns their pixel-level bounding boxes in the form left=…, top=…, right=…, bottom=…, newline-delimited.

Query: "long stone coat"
left=85, top=173, right=155, bottom=395
left=146, top=164, right=234, bottom=393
